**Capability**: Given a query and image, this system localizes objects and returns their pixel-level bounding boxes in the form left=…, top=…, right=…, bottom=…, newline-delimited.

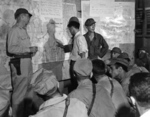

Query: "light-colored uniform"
left=29, top=94, right=88, bottom=117
left=69, top=79, right=115, bottom=117
left=96, top=75, right=129, bottom=110
left=70, top=31, right=88, bottom=61
left=7, top=25, right=32, bottom=117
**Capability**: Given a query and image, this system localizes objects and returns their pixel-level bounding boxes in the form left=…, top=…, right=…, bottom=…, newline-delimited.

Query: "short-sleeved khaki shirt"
left=8, top=25, right=31, bottom=54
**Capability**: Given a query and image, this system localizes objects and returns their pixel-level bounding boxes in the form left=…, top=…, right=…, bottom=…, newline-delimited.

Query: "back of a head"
left=129, top=72, right=150, bottom=107
left=73, top=58, right=93, bottom=79
left=92, top=59, right=106, bottom=76
left=67, top=21, right=80, bottom=29
left=33, top=68, right=59, bottom=97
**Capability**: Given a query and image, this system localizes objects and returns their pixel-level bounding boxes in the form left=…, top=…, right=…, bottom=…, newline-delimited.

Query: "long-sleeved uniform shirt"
left=84, top=32, right=108, bottom=60
left=29, top=94, right=88, bottom=117
left=69, top=79, right=115, bottom=117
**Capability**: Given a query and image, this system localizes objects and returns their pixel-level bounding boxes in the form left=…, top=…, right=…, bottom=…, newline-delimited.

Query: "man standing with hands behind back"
left=7, top=8, right=38, bottom=117
left=84, top=18, right=108, bottom=60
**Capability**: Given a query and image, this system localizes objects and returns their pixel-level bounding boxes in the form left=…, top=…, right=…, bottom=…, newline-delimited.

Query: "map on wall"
left=0, top=0, right=77, bottom=87
left=82, top=0, right=135, bottom=59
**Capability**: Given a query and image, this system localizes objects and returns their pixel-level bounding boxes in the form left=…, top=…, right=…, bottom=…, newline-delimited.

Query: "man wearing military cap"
left=7, top=8, right=38, bottom=117
left=30, top=68, right=88, bottom=117
left=111, top=47, right=122, bottom=58
left=84, top=18, right=108, bottom=60
left=69, top=59, right=115, bottom=117
left=108, top=58, right=134, bottom=96
left=109, top=58, right=129, bottom=83
left=136, top=47, right=150, bottom=71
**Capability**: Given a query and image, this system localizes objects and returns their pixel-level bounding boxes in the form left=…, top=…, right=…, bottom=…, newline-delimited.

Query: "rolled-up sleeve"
left=76, top=36, right=88, bottom=54
left=8, top=29, right=30, bottom=54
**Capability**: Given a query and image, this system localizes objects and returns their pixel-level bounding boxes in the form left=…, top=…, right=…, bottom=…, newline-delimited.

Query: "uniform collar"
left=15, top=23, right=26, bottom=29
left=78, top=79, right=92, bottom=87
left=39, top=94, right=67, bottom=110
left=97, top=75, right=108, bottom=83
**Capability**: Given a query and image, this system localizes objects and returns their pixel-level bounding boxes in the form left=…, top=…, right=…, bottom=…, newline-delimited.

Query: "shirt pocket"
left=19, top=35, right=31, bottom=47
left=93, top=40, right=100, bottom=48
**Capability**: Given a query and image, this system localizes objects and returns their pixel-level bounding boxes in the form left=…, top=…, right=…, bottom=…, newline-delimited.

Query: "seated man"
left=108, top=58, right=130, bottom=95
left=117, top=52, right=149, bottom=96
left=30, top=68, right=88, bottom=117
left=111, top=47, right=122, bottom=59
left=129, top=72, right=150, bottom=117
left=136, top=47, right=150, bottom=71
left=69, top=59, right=115, bottom=117
left=92, top=59, right=129, bottom=111
left=104, top=47, right=121, bottom=65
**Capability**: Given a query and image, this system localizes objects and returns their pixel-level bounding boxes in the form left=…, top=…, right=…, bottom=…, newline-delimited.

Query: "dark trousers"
left=69, top=60, right=78, bottom=93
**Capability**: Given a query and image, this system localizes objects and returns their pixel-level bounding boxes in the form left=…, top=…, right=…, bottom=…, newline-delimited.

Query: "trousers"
left=10, top=58, right=32, bottom=117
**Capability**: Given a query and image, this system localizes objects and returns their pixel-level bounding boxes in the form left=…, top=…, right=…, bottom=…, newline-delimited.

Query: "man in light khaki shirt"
left=7, top=8, right=38, bottom=117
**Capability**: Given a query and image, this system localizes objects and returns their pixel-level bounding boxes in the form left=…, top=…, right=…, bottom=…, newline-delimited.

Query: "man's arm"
left=97, top=35, right=108, bottom=58
left=57, top=39, right=73, bottom=53
left=63, top=44, right=73, bottom=53
left=79, top=52, right=86, bottom=58
left=77, top=36, right=88, bottom=58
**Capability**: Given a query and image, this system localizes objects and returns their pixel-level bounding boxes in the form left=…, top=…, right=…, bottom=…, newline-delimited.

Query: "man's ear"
left=118, top=66, right=123, bottom=72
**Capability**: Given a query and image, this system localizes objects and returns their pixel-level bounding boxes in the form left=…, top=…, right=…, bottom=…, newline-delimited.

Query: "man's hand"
left=56, top=41, right=64, bottom=49
left=30, top=46, right=38, bottom=55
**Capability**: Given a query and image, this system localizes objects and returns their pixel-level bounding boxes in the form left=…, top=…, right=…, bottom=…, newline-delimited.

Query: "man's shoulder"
left=83, top=32, right=88, bottom=37
left=9, top=26, right=20, bottom=34
left=94, top=32, right=103, bottom=38
left=69, top=88, right=84, bottom=98
left=112, top=78, right=122, bottom=88
left=70, top=98, right=86, bottom=107
left=76, top=33, right=85, bottom=39
left=68, top=98, right=88, bottom=117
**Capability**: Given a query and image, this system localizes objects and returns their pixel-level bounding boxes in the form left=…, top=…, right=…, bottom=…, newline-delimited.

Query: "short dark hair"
left=67, top=21, right=80, bottom=29
left=114, top=62, right=128, bottom=72
left=129, top=73, right=150, bottom=107
left=92, top=59, right=106, bottom=76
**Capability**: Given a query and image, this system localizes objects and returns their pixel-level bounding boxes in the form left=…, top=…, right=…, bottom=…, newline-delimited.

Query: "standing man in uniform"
left=84, top=18, right=108, bottom=60
left=7, top=8, right=38, bottom=117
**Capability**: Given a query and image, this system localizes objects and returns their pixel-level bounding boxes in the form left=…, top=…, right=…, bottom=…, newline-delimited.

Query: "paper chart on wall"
left=82, top=0, right=135, bottom=47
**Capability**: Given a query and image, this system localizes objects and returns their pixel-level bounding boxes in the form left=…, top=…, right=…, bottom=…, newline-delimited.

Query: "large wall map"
left=0, top=0, right=77, bottom=88
left=82, top=0, right=135, bottom=62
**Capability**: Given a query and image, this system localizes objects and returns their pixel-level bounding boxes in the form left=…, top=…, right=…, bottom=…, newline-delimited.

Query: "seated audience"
left=117, top=52, right=149, bottom=96
left=30, top=68, right=88, bottom=117
left=92, top=59, right=129, bottom=112
left=69, top=58, right=115, bottom=117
